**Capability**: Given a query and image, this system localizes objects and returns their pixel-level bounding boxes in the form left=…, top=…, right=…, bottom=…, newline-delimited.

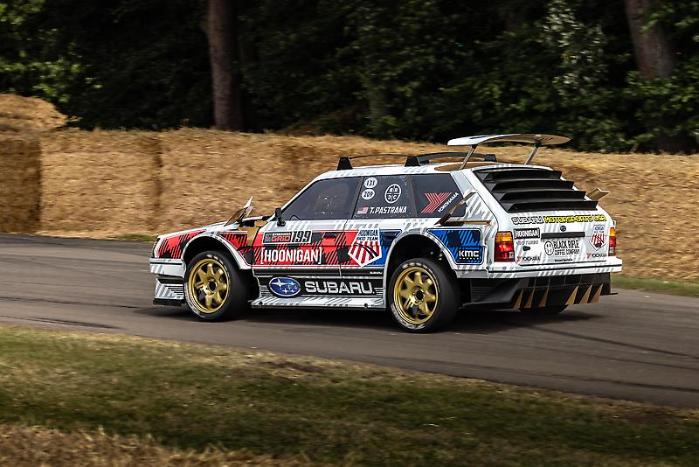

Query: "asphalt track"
left=0, top=234, right=697, bottom=407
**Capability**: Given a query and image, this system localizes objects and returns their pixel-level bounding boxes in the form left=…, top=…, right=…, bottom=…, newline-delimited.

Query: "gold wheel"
left=186, top=257, right=230, bottom=314
left=393, top=265, right=439, bottom=326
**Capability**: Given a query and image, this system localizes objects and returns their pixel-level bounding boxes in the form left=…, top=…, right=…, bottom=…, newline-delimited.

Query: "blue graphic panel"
left=429, top=228, right=484, bottom=265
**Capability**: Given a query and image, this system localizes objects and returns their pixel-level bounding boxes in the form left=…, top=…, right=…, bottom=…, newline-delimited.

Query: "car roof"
left=315, top=162, right=552, bottom=180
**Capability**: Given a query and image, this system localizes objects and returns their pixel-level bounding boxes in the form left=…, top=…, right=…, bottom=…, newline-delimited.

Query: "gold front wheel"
left=393, top=265, right=439, bottom=326
left=186, top=257, right=230, bottom=314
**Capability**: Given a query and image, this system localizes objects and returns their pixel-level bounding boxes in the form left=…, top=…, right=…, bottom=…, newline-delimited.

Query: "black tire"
left=388, top=257, right=458, bottom=332
left=532, top=305, right=567, bottom=315
left=183, top=250, right=249, bottom=321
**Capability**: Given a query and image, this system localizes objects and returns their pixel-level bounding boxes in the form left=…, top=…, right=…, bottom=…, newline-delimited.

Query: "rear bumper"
left=462, top=272, right=612, bottom=309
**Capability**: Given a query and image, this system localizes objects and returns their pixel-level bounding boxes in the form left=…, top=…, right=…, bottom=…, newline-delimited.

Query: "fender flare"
left=181, top=232, right=252, bottom=271
left=381, top=230, right=458, bottom=304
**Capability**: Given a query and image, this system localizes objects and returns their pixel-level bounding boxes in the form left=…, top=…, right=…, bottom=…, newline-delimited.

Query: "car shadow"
left=136, top=303, right=601, bottom=333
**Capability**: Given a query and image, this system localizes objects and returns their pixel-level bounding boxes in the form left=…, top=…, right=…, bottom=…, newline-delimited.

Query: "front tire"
left=184, top=251, right=248, bottom=321
left=388, top=258, right=458, bottom=332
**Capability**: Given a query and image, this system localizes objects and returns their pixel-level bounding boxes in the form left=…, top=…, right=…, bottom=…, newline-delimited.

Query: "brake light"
left=494, top=231, right=515, bottom=262
left=608, top=227, right=616, bottom=256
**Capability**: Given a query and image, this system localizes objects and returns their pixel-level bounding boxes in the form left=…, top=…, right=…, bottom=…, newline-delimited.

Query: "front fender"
left=181, top=232, right=252, bottom=270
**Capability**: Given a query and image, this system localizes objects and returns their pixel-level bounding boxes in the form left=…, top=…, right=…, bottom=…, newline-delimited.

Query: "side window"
left=283, top=178, right=360, bottom=221
left=412, top=174, right=465, bottom=218
left=354, top=175, right=415, bottom=219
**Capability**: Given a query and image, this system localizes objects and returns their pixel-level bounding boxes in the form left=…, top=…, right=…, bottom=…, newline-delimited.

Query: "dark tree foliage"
left=1, top=0, right=696, bottom=152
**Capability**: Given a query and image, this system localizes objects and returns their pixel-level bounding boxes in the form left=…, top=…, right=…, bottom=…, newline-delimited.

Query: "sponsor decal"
left=261, top=248, right=323, bottom=265
left=384, top=184, right=402, bottom=204
left=456, top=248, right=481, bottom=263
left=304, top=280, right=377, bottom=295
left=356, top=206, right=368, bottom=215
left=517, top=254, right=541, bottom=263
left=590, top=224, right=606, bottom=250
left=364, top=177, right=378, bottom=189
left=263, top=232, right=292, bottom=244
left=268, top=277, right=301, bottom=297
left=349, top=229, right=382, bottom=267
left=361, top=188, right=375, bottom=200
left=514, top=228, right=540, bottom=240
left=421, top=192, right=452, bottom=214
left=369, top=205, right=407, bottom=215
left=544, top=239, right=580, bottom=256
left=587, top=252, right=608, bottom=259
left=263, top=230, right=311, bottom=244
left=512, top=214, right=606, bottom=225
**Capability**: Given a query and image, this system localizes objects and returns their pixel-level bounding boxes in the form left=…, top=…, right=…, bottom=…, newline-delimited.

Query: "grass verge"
left=615, top=275, right=699, bottom=298
left=0, top=326, right=697, bottom=466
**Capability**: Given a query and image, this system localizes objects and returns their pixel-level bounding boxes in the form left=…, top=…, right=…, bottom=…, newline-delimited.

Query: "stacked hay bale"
left=39, top=130, right=161, bottom=237
left=0, top=94, right=66, bottom=232
left=157, top=129, right=440, bottom=231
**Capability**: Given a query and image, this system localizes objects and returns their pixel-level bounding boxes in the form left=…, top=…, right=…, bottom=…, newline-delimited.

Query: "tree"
left=207, top=0, right=243, bottom=130
left=624, top=0, right=675, bottom=79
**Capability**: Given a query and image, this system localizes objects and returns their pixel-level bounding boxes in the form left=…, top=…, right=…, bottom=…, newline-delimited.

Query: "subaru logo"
left=560, top=225, right=567, bottom=232
left=268, top=277, right=301, bottom=298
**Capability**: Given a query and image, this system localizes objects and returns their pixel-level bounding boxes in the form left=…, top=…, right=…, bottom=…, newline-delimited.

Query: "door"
left=252, top=177, right=361, bottom=302
left=340, top=175, right=415, bottom=302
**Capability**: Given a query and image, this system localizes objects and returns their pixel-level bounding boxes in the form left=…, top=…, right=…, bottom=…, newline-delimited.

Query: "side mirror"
left=274, top=207, right=286, bottom=226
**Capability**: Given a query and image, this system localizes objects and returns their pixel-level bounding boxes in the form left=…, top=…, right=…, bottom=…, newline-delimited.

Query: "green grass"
left=0, top=327, right=697, bottom=466
left=614, top=275, right=699, bottom=298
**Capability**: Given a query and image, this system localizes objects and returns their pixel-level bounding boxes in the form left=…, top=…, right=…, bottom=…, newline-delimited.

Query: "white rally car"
left=150, top=134, right=621, bottom=332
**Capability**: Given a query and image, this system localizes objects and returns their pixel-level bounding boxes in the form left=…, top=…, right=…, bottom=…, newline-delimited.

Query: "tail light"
left=608, top=227, right=616, bottom=256
left=494, top=231, right=515, bottom=262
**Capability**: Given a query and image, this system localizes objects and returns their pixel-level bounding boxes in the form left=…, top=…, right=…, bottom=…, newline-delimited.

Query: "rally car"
left=149, top=134, right=621, bottom=332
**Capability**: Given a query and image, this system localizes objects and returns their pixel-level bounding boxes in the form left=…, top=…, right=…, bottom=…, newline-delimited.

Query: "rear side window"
left=412, top=174, right=464, bottom=218
left=354, top=175, right=415, bottom=219
left=283, top=177, right=361, bottom=220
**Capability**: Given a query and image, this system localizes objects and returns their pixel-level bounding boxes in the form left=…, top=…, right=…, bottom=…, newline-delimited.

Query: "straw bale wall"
left=39, top=130, right=161, bottom=236
left=0, top=127, right=696, bottom=281
left=0, top=133, right=41, bottom=232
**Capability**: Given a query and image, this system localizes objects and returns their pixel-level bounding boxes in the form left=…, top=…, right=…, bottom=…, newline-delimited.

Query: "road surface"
left=0, top=234, right=697, bottom=407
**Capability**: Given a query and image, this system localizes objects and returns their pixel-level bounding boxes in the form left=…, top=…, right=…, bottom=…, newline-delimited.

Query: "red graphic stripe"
left=421, top=192, right=452, bottom=213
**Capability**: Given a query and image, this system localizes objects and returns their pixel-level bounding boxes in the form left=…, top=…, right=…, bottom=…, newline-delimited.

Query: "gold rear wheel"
left=393, top=265, right=439, bottom=326
left=186, top=257, right=230, bottom=314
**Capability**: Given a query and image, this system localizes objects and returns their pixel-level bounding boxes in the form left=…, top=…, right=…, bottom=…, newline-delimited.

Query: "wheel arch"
left=182, top=233, right=251, bottom=271
left=382, top=232, right=455, bottom=303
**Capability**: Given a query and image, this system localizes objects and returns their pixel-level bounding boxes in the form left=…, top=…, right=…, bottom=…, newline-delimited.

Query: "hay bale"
left=156, top=129, right=441, bottom=231
left=0, top=94, right=68, bottom=132
left=0, top=133, right=41, bottom=232
left=39, top=130, right=160, bottom=236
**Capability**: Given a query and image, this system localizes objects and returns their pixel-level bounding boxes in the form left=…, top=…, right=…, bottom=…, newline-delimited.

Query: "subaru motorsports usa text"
left=150, top=134, right=621, bottom=332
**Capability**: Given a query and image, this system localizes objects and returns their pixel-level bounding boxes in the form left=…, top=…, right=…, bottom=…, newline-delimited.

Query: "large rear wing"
left=447, top=133, right=570, bottom=167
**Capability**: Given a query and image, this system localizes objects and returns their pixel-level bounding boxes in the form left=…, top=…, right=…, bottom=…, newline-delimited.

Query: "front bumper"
left=150, top=259, right=185, bottom=304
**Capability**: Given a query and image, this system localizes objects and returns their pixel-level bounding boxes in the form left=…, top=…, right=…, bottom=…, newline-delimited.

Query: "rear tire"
left=184, top=250, right=248, bottom=321
left=388, top=258, right=458, bottom=332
